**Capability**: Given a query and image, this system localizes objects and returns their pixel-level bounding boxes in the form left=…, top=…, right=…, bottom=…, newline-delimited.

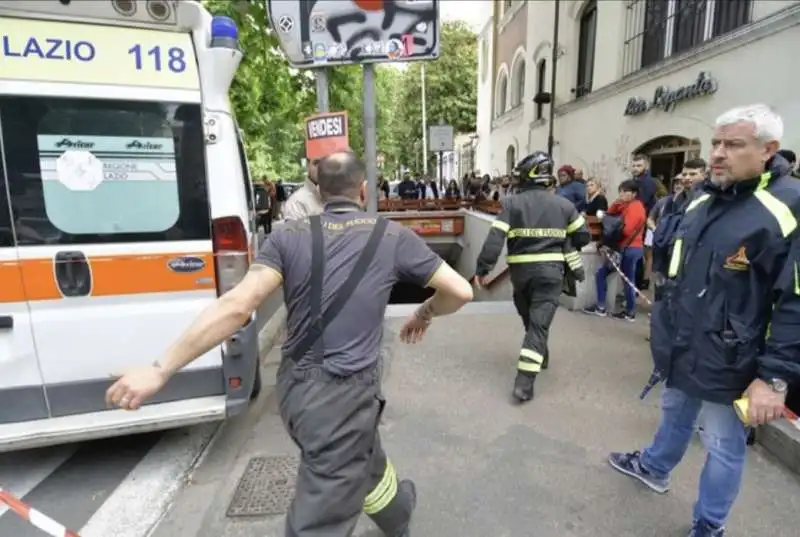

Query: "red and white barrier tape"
left=0, top=487, right=81, bottom=537
left=600, top=249, right=653, bottom=306
left=784, top=407, right=800, bottom=431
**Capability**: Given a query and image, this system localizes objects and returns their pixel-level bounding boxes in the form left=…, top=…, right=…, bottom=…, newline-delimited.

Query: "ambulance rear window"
left=0, top=96, right=211, bottom=245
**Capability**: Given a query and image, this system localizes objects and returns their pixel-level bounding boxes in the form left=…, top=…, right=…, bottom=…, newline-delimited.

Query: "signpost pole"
left=438, top=151, right=443, bottom=191
left=421, top=63, right=428, bottom=177
left=315, top=69, right=329, bottom=112
left=363, top=64, right=378, bottom=213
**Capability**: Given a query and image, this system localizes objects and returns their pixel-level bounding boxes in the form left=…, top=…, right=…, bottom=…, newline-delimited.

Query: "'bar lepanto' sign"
left=624, top=71, right=718, bottom=117
left=305, top=111, right=349, bottom=160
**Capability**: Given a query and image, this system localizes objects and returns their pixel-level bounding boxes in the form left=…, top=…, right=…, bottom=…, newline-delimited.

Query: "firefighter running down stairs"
left=474, top=151, right=592, bottom=403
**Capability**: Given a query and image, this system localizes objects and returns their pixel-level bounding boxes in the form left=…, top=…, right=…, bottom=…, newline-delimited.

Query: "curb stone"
left=757, top=419, right=800, bottom=475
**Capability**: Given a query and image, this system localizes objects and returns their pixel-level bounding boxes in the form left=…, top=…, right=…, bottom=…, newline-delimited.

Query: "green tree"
left=203, top=0, right=364, bottom=180
left=375, top=66, right=403, bottom=178
left=329, top=65, right=364, bottom=157
left=203, top=0, right=314, bottom=179
left=395, top=21, right=478, bottom=174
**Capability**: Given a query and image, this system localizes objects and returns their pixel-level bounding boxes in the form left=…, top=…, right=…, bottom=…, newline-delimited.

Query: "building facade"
left=434, top=132, right=478, bottom=184
left=476, top=0, right=800, bottom=190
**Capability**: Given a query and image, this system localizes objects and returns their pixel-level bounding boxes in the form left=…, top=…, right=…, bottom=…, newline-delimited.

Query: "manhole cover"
left=227, top=456, right=299, bottom=517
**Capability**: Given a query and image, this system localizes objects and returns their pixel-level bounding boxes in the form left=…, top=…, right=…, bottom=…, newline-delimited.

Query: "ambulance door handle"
left=0, top=316, right=12, bottom=330
left=54, top=251, right=92, bottom=298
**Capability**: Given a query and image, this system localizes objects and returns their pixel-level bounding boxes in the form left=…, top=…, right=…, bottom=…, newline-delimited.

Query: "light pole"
left=547, top=0, right=561, bottom=159
left=421, top=63, right=428, bottom=176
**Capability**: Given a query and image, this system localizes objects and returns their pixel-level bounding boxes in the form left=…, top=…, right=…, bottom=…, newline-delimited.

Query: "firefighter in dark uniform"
left=609, top=105, right=800, bottom=537
left=474, top=151, right=591, bottom=403
left=105, top=151, right=474, bottom=537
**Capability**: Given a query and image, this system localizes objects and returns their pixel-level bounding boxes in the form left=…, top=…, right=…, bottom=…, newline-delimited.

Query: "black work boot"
left=512, top=372, right=536, bottom=403
left=368, top=479, right=416, bottom=537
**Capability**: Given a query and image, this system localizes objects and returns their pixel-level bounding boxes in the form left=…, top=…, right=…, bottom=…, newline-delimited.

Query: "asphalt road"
left=151, top=302, right=800, bottom=537
left=0, top=290, right=282, bottom=537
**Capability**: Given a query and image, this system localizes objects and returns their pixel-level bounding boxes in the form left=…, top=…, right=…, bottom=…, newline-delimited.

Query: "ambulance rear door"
left=0, top=133, right=49, bottom=425
left=0, top=93, right=225, bottom=419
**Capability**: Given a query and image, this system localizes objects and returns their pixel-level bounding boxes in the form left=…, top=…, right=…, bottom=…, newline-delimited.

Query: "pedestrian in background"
left=556, top=164, right=587, bottom=212
left=583, top=177, right=608, bottom=217
left=583, top=180, right=647, bottom=321
left=283, top=159, right=324, bottom=220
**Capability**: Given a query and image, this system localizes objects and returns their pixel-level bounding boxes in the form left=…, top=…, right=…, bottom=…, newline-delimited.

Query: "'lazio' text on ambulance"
left=2, top=35, right=96, bottom=62
left=1, top=18, right=199, bottom=90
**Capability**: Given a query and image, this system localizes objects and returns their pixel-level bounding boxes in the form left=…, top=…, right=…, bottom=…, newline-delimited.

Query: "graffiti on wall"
left=587, top=134, right=632, bottom=190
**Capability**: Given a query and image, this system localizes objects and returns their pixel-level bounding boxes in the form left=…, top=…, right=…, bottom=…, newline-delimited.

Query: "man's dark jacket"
left=651, top=155, right=800, bottom=403
left=556, top=180, right=587, bottom=213
left=635, top=171, right=658, bottom=214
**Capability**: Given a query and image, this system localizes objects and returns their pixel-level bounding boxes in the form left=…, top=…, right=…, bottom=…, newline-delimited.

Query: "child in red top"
left=583, top=180, right=647, bottom=321
left=607, top=186, right=647, bottom=250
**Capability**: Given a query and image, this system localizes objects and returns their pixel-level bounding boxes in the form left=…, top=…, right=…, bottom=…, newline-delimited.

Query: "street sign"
left=305, top=111, right=350, bottom=160
left=428, top=124, right=453, bottom=152
left=267, top=0, right=440, bottom=68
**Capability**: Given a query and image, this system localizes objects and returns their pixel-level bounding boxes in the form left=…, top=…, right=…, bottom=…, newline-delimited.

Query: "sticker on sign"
left=428, top=124, right=454, bottom=152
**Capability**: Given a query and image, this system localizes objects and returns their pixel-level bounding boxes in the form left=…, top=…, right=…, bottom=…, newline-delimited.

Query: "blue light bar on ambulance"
left=210, top=15, right=239, bottom=49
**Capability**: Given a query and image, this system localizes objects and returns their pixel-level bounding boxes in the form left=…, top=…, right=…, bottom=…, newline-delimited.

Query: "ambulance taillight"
left=211, top=216, right=249, bottom=297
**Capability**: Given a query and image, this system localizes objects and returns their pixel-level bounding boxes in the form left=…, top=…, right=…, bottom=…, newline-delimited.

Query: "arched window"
left=506, top=145, right=516, bottom=174
left=535, top=59, right=546, bottom=120
left=576, top=0, right=597, bottom=98
left=495, top=71, right=508, bottom=117
left=510, top=58, right=526, bottom=108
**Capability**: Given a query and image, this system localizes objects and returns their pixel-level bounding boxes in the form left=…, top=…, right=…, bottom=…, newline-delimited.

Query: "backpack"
left=600, top=211, right=646, bottom=254
left=600, top=214, right=625, bottom=249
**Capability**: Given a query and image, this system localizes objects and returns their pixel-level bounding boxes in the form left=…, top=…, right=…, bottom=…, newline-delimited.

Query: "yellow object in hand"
left=734, top=398, right=750, bottom=424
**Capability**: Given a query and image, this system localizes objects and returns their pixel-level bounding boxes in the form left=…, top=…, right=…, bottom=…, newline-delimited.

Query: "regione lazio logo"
left=305, top=112, right=350, bottom=161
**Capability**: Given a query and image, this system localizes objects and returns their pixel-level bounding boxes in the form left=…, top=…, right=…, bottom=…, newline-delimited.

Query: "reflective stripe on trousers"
left=511, top=263, right=564, bottom=374
left=277, top=363, right=412, bottom=537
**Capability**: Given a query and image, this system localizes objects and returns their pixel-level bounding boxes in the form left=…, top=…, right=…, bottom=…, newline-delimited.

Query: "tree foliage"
left=202, top=2, right=476, bottom=180
left=395, top=21, right=478, bottom=175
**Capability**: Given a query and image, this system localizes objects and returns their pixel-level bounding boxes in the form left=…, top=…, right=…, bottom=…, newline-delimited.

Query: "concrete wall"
left=456, top=210, right=512, bottom=301
left=457, top=211, right=629, bottom=309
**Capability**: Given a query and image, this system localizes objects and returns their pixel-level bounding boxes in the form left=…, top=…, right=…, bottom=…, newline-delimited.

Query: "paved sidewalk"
left=152, top=306, right=800, bottom=537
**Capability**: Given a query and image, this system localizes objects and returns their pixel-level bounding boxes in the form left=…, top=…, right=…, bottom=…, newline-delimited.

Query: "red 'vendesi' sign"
left=305, top=112, right=349, bottom=160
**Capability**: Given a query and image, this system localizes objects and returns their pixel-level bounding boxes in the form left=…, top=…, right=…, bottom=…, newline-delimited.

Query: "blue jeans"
left=595, top=247, right=643, bottom=313
left=641, top=387, right=748, bottom=527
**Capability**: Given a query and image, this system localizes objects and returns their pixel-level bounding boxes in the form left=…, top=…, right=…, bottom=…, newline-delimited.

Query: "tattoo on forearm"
left=416, top=300, right=435, bottom=321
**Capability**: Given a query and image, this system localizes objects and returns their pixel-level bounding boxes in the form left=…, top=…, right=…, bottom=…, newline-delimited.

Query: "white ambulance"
left=0, top=0, right=266, bottom=452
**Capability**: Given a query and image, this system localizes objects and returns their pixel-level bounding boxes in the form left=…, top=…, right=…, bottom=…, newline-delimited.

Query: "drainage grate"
left=227, top=455, right=299, bottom=517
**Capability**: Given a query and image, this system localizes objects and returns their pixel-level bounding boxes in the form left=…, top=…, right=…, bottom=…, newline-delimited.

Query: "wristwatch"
left=768, top=378, right=789, bottom=394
